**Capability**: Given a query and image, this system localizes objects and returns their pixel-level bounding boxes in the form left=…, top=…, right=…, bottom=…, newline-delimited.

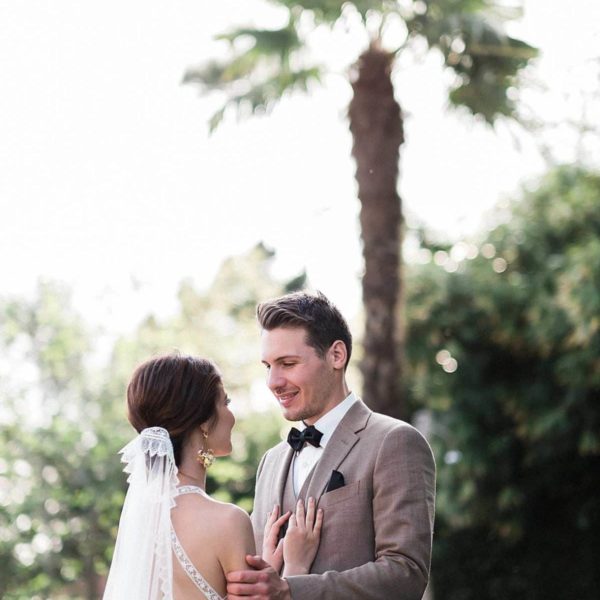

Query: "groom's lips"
left=277, top=391, right=298, bottom=408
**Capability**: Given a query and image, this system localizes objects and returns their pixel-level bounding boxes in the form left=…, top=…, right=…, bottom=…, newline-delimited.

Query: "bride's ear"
left=199, top=418, right=214, bottom=436
left=187, top=424, right=207, bottom=449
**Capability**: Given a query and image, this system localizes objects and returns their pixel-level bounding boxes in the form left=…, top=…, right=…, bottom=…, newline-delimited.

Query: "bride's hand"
left=261, top=504, right=291, bottom=573
left=282, top=497, right=323, bottom=576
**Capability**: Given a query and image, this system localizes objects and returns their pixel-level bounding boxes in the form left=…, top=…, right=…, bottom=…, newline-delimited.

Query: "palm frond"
left=182, top=60, right=232, bottom=90
left=208, top=106, right=227, bottom=133
left=183, top=49, right=271, bottom=90
left=206, top=66, right=323, bottom=133
left=448, top=26, right=537, bottom=122
left=183, top=9, right=327, bottom=133
left=407, top=2, right=537, bottom=123
left=267, top=0, right=397, bottom=24
left=216, top=26, right=301, bottom=54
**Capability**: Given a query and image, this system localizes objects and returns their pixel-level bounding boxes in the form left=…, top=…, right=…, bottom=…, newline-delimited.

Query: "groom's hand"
left=227, top=555, right=292, bottom=600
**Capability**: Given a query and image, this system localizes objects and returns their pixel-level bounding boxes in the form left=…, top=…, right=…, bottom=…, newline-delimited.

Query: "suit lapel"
left=272, top=443, right=295, bottom=508
left=304, top=399, right=372, bottom=500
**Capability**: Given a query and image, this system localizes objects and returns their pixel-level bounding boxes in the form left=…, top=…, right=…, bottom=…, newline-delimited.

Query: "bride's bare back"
left=171, top=491, right=255, bottom=599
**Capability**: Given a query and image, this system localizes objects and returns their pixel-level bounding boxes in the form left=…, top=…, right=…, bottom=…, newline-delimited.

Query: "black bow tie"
left=287, top=425, right=323, bottom=452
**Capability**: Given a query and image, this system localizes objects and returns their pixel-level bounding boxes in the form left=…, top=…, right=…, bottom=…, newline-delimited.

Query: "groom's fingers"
left=245, top=554, right=271, bottom=570
left=227, top=580, right=265, bottom=598
left=227, top=559, right=280, bottom=598
left=227, top=569, right=255, bottom=584
left=226, top=580, right=263, bottom=594
left=227, top=567, right=267, bottom=586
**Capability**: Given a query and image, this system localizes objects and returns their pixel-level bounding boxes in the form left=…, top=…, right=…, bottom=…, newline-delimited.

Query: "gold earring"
left=196, top=430, right=215, bottom=469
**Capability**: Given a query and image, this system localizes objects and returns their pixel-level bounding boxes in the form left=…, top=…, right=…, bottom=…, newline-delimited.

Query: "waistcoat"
left=281, top=456, right=317, bottom=516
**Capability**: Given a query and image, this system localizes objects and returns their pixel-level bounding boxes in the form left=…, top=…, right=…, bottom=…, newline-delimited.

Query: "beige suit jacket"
left=251, top=399, right=436, bottom=600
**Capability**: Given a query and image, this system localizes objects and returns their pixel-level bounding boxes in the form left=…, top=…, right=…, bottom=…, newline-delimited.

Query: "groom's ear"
left=328, top=340, right=347, bottom=370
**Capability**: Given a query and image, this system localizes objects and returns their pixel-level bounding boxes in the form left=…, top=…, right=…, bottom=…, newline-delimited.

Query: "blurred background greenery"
left=1, top=1, right=599, bottom=599
left=2, top=165, right=599, bottom=598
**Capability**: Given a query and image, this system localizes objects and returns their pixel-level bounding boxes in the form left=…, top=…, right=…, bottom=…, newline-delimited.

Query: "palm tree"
left=183, top=1, right=536, bottom=420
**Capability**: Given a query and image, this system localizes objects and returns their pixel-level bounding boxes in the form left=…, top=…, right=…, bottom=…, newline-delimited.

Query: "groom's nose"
left=266, top=367, right=285, bottom=390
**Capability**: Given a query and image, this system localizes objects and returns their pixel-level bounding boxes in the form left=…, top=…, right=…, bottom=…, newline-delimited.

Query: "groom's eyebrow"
left=262, top=354, right=301, bottom=365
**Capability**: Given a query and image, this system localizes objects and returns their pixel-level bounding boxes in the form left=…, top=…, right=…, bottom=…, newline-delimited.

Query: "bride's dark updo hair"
left=126, top=353, right=222, bottom=466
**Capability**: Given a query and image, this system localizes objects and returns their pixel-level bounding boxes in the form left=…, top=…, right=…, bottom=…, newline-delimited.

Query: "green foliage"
left=408, top=2, right=538, bottom=122
left=109, top=243, right=305, bottom=391
left=447, top=33, right=535, bottom=122
left=405, top=165, right=600, bottom=599
left=0, top=246, right=300, bottom=598
left=8, top=167, right=600, bottom=599
left=182, top=14, right=323, bottom=131
left=216, top=25, right=302, bottom=53
left=110, top=243, right=302, bottom=513
left=267, top=0, right=397, bottom=23
left=183, top=23, right=303, bottom=92
left=185, top=1, right=536, bottom=129
left=208, top=410, right=286, bottom=512
left=0, top=282, right=129, bottom=599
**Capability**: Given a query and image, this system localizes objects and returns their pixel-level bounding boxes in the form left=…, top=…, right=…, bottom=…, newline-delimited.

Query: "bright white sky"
left=1, top=0, right=598, bottom=333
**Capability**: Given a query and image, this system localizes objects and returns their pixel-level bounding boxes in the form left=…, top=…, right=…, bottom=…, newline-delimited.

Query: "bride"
left=103, top=353, right=322, bottom=599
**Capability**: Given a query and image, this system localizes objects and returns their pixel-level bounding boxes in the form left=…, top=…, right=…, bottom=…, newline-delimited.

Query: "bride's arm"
left=217, top=504, right=257, bottom=574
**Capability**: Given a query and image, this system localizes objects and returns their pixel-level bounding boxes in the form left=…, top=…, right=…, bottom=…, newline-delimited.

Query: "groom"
left=227, top=291, right=436, bottom=600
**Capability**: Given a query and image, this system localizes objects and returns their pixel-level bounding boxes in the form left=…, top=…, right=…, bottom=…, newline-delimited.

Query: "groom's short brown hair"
left=257, top=290, right=352, bottom=369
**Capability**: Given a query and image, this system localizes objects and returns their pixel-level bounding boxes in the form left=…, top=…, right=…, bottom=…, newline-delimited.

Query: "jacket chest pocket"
left=318, top=479, right=363, bottom=508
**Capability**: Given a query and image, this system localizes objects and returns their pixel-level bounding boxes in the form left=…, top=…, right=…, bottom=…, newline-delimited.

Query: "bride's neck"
left=177, top=452, right=207, bottom=489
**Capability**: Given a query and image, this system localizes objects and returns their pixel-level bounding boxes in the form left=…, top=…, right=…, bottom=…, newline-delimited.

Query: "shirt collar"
left=301, top=392, right=357, bottom=448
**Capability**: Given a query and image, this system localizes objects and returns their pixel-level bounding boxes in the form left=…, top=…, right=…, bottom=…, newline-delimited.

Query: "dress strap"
left=176, top=485, right=209, bottom=497
left=171, top=528, right=224, bottom=600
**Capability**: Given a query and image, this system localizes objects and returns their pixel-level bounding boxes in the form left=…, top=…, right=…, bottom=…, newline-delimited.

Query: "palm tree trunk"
left=349, top=42, right=405, bottom=420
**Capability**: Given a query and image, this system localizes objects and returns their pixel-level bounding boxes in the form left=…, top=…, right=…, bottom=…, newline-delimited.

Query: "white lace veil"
left=103, top=427, right=178, bottom=600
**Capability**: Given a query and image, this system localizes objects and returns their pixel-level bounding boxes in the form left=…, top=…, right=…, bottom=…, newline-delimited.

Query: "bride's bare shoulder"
left=173, top=493, right=252, bottom=542
left=174, top=492, right=249, bottom=522
left=204, top=496, right=251, bottom=530
left=173, top=494, right=255, bottom=571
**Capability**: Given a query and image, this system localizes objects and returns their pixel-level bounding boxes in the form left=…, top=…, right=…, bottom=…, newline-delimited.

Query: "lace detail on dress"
left=176, top=485, right=208, bottom=498
left=172, top=486, right=224, bottom=600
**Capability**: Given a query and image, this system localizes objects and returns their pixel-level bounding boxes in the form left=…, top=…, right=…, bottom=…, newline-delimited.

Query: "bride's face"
left=208, top=386, right=235, bottom=456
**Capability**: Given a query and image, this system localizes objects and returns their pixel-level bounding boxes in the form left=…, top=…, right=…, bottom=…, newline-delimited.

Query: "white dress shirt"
left=292, top=392, right=358, bottom=495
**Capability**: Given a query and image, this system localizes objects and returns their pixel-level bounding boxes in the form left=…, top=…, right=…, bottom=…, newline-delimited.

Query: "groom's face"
left=261, top=326, right=338, bottom=425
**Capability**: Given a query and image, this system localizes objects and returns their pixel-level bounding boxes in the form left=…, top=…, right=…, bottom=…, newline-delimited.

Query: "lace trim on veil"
left=121, top=426, right=179, bottom=506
